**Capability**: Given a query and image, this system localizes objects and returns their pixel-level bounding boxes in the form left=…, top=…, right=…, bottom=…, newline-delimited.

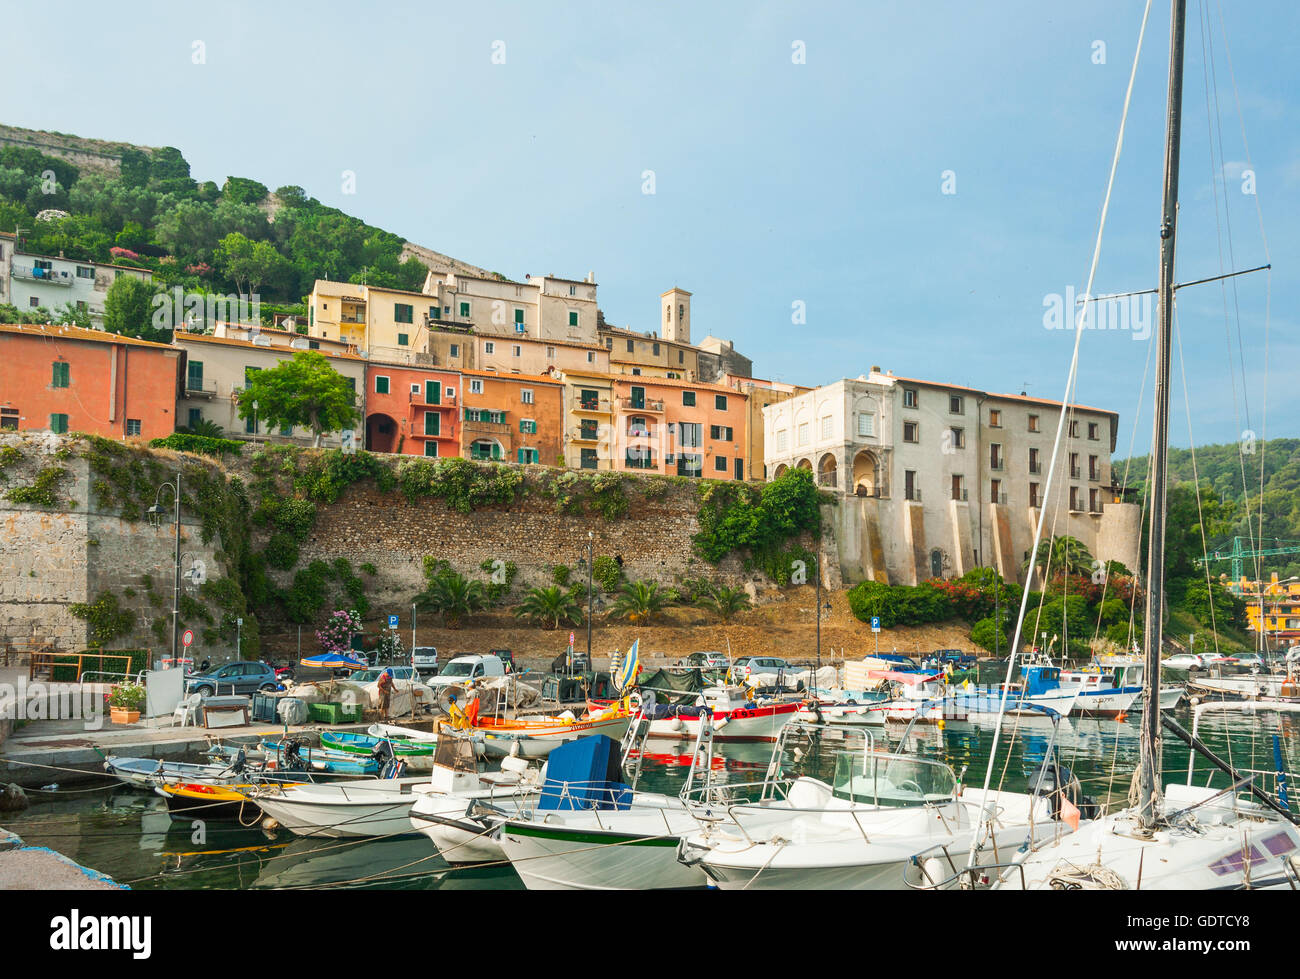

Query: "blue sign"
left=871, top=616, right=881, bottom=632
left=387, top=614, right=399, bottom=629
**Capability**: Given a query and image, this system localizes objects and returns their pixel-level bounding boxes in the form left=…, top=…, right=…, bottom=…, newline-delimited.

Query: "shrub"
left=149, top=433, right=242, bottom=458
left=592, top=555, right=623, bottom=593
left=970, top=616, right=1010, bottom=654
left=69, top=591, right=136, bottom=646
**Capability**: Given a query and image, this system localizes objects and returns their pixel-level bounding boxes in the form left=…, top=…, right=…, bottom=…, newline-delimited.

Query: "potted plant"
left=107, top=682, right=145, bottom=724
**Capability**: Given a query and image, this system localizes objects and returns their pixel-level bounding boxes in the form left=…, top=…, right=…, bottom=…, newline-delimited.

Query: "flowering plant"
left=316, top=609, right=362, bottom=655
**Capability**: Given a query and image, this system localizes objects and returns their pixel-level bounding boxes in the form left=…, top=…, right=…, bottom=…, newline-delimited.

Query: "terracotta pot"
left=110, top=707, right=140, bottom=724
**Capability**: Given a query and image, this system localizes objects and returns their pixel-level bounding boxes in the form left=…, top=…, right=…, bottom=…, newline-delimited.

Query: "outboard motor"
left=281, top=737, right=306, bottom=773
left=1027, top=760, right=1099, bottom=821
left=372, top=740, right=402, bottom=779
left=231, top=747, right=247, bottom=774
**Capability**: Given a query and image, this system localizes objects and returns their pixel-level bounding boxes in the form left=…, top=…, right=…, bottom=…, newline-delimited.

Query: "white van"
left=426, top=654, right=506, bottom=690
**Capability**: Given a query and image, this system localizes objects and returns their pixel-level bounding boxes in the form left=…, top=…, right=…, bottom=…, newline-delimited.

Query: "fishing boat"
left=640, top=686, right=800, bottom=741
left=944, top=665, right=1080, bottom=718
left=880, top=672, right=961, bottom=724
left=320, top=730, right=439, bottom=771
left=367, top=722, right=438, bottom=743
left=435, top=698, right=635, bottom=759
left=156, top=781, right=262, bottom=822
left=407, top=737, right=545, bottom=864
left=251, top=775, right=430, bottom=838
left=104, top=756, right=249, bottom=790
left=994, top=0, right=1300, bottom=889
left=258, top=739, right=382, bottom=776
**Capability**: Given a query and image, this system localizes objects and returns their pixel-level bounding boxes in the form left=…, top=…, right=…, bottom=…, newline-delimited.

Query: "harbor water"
left=4, top=702, right=1296, bottom=890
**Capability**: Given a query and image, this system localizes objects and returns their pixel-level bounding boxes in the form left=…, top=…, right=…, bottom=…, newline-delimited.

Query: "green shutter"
left=187, top=361, right=203, bottom=389
left=515, top=308, right=524, bottom=324
left=424, top=411, right=439, bottom=436
left=398, top=333, right=409, bottom=346
left=459, top=302, right=470, bottom=318
left=52, top=362, right=69, bottom=388
left=375, top=376, right=389, bottom=394
left=492, top=443, right=502, bottom=460
left=426, top=381, right=440, bottom=404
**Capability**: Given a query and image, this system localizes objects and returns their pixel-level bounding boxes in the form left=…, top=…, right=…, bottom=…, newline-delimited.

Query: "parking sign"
left=871, top=616, right=881, bottom=633
left=388, top=614, right=399, bottom=629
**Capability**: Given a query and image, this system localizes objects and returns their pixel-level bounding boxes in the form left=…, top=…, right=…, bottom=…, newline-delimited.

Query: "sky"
left=4, top=0, right=1297, bottom=453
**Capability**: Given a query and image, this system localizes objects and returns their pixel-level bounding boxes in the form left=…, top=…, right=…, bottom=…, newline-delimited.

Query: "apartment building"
left=173, top=331, right=365, bottom=447
left=364, top=362, right=460, bottom=457
left=609, top=374, right=748, bottom=479
left=0, top=322, right=179, bottom=440
left=421, top=270, right=599, bottom=345
left=558, top=369, right=616, bottom=470
left=764, top=368, right=1139, bottom=586
left=460, top=369, right=564, bottom=465
left=0, top=231, right=13, bottom=304
left=7, top=249, right=152, bottom=328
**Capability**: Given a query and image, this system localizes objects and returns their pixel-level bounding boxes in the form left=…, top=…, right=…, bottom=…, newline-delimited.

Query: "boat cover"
left=636, top=667, right=708, bottom=705
left=643, top=703, right=710, bottom=720
left=537, top=735, right=631, bottom=811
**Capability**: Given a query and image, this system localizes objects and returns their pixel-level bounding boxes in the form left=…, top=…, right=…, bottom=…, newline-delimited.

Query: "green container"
left=309, top=702, right=343, bottom=724
left=339, top=703, right=363, bottom=723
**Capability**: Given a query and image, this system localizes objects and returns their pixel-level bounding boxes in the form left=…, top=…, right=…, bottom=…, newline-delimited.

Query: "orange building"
left=609, top=374, right=747, bottom=479
left=0, top=322, right=180, bottom=440
left=364, top=361, right=461, bottom=457
left=460, top=369, right=563, bottom=465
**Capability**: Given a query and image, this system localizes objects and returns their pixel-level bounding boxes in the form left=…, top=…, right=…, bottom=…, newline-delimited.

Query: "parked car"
left=687, top=651, right=730, bottom=670
left=412, top=646, right=439, bottom=678
left=730, top=656, right=801, bottom=690
left=350, top=666, right=420, bottom=684
left=186, top=661, right=280, bottom=697
left=426, top=655, right=508, bottom=690
left=489, top=648, right=515, bottom=673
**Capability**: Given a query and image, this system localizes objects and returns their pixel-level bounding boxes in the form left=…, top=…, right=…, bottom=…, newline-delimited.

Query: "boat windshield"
left=433, top=736, right=479, bottom=772
left=831, top=752, right=957, bottom=807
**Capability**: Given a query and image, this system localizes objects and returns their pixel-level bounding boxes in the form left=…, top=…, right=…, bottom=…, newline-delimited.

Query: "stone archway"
left=796, top=457, right=812, bottom=471
left=773, top=463, right=789, bottom=479
left=817, top=452, right=838, bottom=489
left=852, top=450, right=879, bottom=496
left=365, top=413, right=399, bottom=453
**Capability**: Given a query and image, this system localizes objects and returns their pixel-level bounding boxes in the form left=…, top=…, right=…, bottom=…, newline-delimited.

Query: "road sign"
left=871, top=616, right=881, bottom=633
left=388, top=614, right=399, bottom=629
left=182, top=629, right=194, bottom=648
left=569, top=631, right=575, bottom=646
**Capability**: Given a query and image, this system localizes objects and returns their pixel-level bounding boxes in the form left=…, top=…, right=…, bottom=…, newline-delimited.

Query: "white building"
left=8, top=249, right=152, bottom=328
left=763, top=368, right=1140, bottom=586
left=420, top=269, right=599, bottom=345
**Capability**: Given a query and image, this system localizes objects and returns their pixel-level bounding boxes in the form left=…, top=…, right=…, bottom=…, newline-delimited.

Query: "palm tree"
left=610, top=580, right=670, bottom=625
left=699, top=584, right=751, bottom=623
left=514, top=586, right=585, bottom=630
left=183, top=418, right=226, bottom=439
left=1023, top=535, right=1095, bottom=579
left=418, top=571, right=487, bottom=629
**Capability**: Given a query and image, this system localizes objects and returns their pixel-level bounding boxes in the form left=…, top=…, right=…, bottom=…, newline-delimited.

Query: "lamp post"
left=146, top=473, right=182, bottom=670
left=251, top=400, right=259, bottom=445
left=584, top=531, right=594, bottom=665
left=814, top=552, right=832, bottom=689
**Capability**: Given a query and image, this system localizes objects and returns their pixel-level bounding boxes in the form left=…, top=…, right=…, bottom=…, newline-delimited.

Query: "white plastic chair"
left=172, top=693, right=203, bottom=727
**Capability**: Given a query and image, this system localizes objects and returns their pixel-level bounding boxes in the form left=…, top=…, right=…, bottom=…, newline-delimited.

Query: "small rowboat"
left=319, top=731, right=438, bottom=771
left=156, top=781, right=261, bottom=821
left=437, top=702, right=635, bottom=759
left=639, top=687, right=800, bottom=742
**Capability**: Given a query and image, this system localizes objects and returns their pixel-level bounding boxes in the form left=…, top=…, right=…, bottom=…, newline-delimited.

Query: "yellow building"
left=557, top=369, right=615, bottom=470
left=1241, top=575, right=1300, bottom=642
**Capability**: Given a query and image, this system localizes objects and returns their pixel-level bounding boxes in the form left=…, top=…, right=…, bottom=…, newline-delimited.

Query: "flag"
left=615, top=638, right=640, bottom=692
left=1060, top=795, right=1081, bottom=832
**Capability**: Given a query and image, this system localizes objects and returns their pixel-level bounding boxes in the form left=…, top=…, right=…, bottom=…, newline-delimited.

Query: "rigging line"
left=1072, top=263, right=1269, bottom=301
left=974, top=0, right=1155, bottom=849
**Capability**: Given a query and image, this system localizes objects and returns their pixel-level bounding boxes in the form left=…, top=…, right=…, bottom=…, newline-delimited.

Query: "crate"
left=251, top=692, right=280, bottom=724
left=308, top=701, right=363, bottom=725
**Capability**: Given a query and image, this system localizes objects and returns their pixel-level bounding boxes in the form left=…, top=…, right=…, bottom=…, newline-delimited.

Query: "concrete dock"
left=0, top=826, right=126, bottom=889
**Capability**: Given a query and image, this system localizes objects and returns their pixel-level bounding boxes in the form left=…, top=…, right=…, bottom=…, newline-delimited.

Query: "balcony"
left=14, top=266, right=74, bottom=286
left=185, top=379, right=217, bottom=399
left=410, top=390, right=456, bottom=407
left=620, top=397, right=664, bottom=413
left=1029, top=462, right=1042, bottom=475
left=425, top=315, right=474, bottom=334
left=989, top=459, right=1005, bottom=472
left=571, top=428, right=601, bottom=443
left=464, top=417, right=510, bottom=438
left=575, top=398, right=611, bottom=414
left=992, top=492, right=1008, bottom=505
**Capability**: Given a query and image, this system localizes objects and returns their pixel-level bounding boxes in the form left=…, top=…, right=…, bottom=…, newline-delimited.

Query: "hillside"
left=0, top=123, right=489, bottom=322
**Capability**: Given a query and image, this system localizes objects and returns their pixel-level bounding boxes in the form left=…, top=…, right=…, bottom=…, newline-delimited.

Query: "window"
left=279, top=421, right=293, bottom=436
left=244, top=365, right=261, bottom=386
left=682, top=391, right=696, bottom=407
left=484, top=341, right=495, bottom=354
left=514, top=308, right=525, bottom=331
left=903, top=421, right=919, bottom=443
left=188, top=408, right=202, bottom=428
left=990, top=442, right=1003, bottom=469
left=445, top=387, right=456, bottom=400
left=51, top=361, right=70, bottom=388
left=518, top=447, right=539, bottom=464
left=581, top=448, right=598, bottom=470
left=715, top=455, right=728, bottom=472
left=678, top=350, right=684, bottom=364
left=587, top=352, right=596, bottom=363
left=1088, top=422, right=1099, bottom=440
left=949, top=395, right=964, bottom=414
left=449, top=343, right=460, bottom=358
left=29, top=297, right=39, bottom=308
left=126, top=419, right=141, bottom=437
left=424, top=411, right=441, bottom=436
left=652, top=342, right=660, bottom=356
left=951, top=474, right=966, bottom=501
left=1029, top=447, right=1041, bottom=474
left=991, top=478, right=1002, bottom=504
left=471, top=440, right=503, bottom=461
left=470, top=379, right=484, bottom=394
left=459, top=301, right=471, bottom=318
left=424, top=441, right=439, bottom=457
left=631, top=368, right=641, bottom=376
left=904, top=470, right=918, bottom=501
left=397, top=333, right=409, bottom=346
left=395, top=303, right=413, bottom=324
left=989, top=409, right=1002, bottom=428
left=425, top=380, right=441, bottom=404
left=75, top=265, right=94, bottom=279
left=568, top=311, right=579, bottom=327
left=569, top=285, right=577, bottom=296
left=715, top=395, right=728, bottom=411
left=1028, top=414, right=1040, bottom=432
left=1089, top=455, right=1099, bottom=480
left=629, top=417, right=649, bottom=436
left=1090, top=487, right=1099, bottom=512
left=857, top=413, right=874, bottom=437
left=375, top=376, right=390, bottom=394
left=429, top=305, right=440, bottom=321
left=1069, top=486, right=1081, bottom=511
left=821, top=416, right=833, bottom=440
left=776, top=430, right=788, bottom=452
left=797, top=422, right=810, bottom=445
left=49, top=413, right=69, bottom=434
left=1069, top=452, right=1080, bottom=477
left=546, top=346, right=555, bottom=358
left=580, top=419, right=598, bottom=440
left=512, top=344, right=521, bottom=357
left=709, top=425, right=733, bottom=441
left=678, top=422, right=702, bottom=448
left=519, top=419, right=537, bottom=434
left=579, top=388, right=600, bottom=410
left=1029, top=482, right=1041, bottom=508
left=625, top=447, right=654, bottom=469
left=677, top=453, right=703, bottom=478
left=521, top=388, right=534, bottom=404
left=1069, top=420, right=1079, bottom=438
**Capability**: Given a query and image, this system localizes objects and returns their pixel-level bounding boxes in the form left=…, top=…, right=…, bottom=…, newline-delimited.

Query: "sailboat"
left=997, top=0, right=1300, bottom=889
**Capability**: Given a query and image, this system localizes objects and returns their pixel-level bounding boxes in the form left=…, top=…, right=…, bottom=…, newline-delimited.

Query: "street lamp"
left=577, top=531, right=594, bottom=667
left=251, top=399, right=259, bottom=445
left=147, top=473, right=182, bottom=670
left=814, top=552, right=832, bottom=689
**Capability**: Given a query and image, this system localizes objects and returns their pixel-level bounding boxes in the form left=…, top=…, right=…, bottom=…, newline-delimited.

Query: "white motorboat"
left=879, top=672, right=960, bottom=724
left=407, top=737, right=544, bottom=864
left=252, top=775, right=431, bottom=838
left=641, top=686, right=800, bottom=741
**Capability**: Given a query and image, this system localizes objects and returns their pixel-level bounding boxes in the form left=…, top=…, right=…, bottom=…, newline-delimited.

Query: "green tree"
left=515, top=585, right=585, bottom=630
left=1024, top=535, right=1094, bottom=579
left=610, top=580, right=671, bottom=625
left=103, top=275, right=165, bottom=341
left=237, top=351, right=359, bottom=446
left=417, top=570, right=487, bottom=629
left=698, top=584, right=751, bottom=622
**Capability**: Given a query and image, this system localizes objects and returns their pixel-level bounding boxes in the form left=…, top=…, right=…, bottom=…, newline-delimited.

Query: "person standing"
left=377, top=668, right=394, bottom=719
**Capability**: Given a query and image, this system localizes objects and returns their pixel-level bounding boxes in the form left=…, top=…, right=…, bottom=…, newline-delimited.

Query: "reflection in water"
left=2, top=707, right=1294, bottom=889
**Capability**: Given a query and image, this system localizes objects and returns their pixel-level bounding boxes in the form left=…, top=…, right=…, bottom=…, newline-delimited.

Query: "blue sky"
left=5, top=0, right=1297, bottom=453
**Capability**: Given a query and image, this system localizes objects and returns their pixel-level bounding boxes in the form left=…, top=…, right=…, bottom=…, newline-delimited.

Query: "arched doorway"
left=817, top=452, right=838, bottom=488
left=366, top=413, right=399, bottom=453
left=796, top=458, right=812, bottom=471
left=852, top=450, right=879, bottom=496
left=773, top=463, right=789, bottom=479
left=469, top=438, right=504, bottom=462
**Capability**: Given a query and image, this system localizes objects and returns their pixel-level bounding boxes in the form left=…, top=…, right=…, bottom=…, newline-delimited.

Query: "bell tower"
left=660, top=287, right=692, bottom=344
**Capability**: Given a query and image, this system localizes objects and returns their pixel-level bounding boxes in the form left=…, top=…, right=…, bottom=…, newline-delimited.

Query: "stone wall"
left=0, top=125, right=144, bottom=177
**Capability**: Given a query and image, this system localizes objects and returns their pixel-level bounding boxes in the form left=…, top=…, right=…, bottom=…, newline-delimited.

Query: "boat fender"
left=509, top=741, right=521, bottom=758
left=670, top=717, right=682, bottom=731
left=261, top=816, right=280, bottom=831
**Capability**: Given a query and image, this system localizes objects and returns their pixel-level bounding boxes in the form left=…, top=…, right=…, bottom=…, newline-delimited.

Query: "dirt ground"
left=260, top=586, right=979, bottom=673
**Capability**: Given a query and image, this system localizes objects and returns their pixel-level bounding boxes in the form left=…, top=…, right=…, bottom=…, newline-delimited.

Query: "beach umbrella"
left=299, top=652, right=367, bottom=670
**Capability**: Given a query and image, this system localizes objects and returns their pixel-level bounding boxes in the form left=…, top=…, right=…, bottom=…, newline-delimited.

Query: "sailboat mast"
left=1137, top=0, right=1187, bottom=832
